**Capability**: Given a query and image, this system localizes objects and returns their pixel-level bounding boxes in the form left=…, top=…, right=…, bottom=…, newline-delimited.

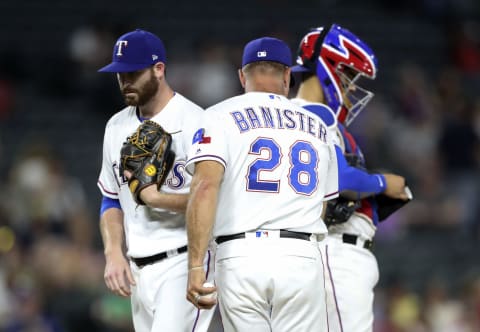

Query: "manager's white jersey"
left=186, top=92, right=338, bottom=237
left=98, top=93, right=203, bottom=257
left=291, top=98, right=340, bottom=146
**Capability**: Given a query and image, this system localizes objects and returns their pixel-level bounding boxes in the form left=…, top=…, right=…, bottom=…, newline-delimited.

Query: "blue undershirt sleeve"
left=100, top=196, right=122, bottom=216
left=336, top=145, right=386, bottom=199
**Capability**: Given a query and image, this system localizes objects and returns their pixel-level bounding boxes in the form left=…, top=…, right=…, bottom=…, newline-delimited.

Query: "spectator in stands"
left=1, top=142, right=94, bottom=248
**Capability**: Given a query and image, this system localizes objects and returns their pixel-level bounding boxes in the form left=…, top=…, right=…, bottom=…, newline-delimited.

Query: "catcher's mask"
left=292, top=24, right=377, bottom=126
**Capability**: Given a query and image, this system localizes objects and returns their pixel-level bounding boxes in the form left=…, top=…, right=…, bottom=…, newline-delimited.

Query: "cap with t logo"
left=98, top=29, right=166, bottom=73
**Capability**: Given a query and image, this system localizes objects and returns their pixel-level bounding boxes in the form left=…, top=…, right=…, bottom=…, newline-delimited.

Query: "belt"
left=216, top=230, right=312, bottom=245
left=342, top=234, right=373, bottom=250
left=131, top=245, right=188, bottom=268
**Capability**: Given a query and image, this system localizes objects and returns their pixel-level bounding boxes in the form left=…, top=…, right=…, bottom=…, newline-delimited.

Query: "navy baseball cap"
left=291, top=65, right=312, bottom=73
left=98, top=29, right=166, bottom=73
left=242, top=37, right=292, bottom=67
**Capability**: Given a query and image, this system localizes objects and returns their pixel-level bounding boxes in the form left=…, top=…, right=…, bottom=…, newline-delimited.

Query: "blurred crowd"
left=0, top=1, right=480, bottom=331
left=0, top=143, right=132, bottom=331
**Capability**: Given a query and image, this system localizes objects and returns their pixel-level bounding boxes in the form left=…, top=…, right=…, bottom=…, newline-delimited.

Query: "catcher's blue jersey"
left=338, top=123, right=379, bottom=225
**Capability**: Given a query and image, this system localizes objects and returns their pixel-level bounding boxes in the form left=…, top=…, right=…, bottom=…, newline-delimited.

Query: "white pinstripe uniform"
left=98, top=93, right=216, bottom=332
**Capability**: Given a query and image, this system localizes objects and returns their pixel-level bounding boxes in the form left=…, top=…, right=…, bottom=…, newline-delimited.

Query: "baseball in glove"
left=120, top=120, right=176, bottom=205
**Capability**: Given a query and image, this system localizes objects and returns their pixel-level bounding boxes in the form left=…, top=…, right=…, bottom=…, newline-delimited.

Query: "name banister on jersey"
left=230, top=106, right=327, bottom=143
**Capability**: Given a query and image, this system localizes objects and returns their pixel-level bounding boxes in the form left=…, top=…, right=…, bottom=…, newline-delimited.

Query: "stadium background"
left=0, top=0, right=479, bottom=330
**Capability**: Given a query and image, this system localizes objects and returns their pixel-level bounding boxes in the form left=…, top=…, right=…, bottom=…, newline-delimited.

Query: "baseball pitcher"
left=97, top=29, right=216, bottom=332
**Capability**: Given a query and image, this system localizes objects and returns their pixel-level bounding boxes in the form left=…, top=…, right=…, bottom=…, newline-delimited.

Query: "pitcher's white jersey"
left=186, top=92, right=338, bottom=237
left=98, top=93, right=202, bottom=258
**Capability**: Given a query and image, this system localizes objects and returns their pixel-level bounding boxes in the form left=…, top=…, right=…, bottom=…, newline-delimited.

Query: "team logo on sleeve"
left=192, top=128, right=211, bottom=144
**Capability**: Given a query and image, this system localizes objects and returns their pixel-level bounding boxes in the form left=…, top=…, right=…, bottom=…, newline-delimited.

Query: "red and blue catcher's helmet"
left=292, top=24, right=378, bottom=126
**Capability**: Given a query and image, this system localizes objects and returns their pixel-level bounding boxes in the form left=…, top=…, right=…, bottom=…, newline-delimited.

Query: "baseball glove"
left=120, top=120, right=175, bottom=205
left=324, top=197, right=361, bottom=226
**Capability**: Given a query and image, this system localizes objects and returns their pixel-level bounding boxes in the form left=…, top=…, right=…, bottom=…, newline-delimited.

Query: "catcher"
left=291, top=24, right=412, bottom=332
left=120, top=120, right=176, bottom=205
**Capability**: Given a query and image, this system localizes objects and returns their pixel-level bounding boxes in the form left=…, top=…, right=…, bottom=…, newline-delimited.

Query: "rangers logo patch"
left=192, top=128, right=211, bottom=144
